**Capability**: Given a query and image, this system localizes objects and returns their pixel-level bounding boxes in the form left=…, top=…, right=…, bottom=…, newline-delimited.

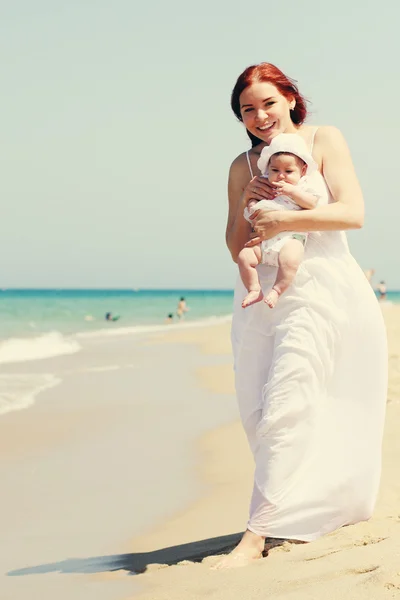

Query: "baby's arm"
left=273, top=182, right=319, bottom=209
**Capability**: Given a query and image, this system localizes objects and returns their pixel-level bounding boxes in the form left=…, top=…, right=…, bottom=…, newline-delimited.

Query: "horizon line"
left=1, top=287, right=397, bottom=294
left=0, top=287, right=236, bottom=292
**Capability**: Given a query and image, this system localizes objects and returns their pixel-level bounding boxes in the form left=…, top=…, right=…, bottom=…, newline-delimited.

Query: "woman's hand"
left=241, top=176, right=277, bottom=210
left=245, top=210, right=285, bottom=247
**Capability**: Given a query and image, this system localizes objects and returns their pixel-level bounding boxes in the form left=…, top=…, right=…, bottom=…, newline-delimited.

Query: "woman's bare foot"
left=211, top=530, right=265, bottom=570
left=264, top=286, right=281, bottom=308
left=242, top=289, right=263, bottom=308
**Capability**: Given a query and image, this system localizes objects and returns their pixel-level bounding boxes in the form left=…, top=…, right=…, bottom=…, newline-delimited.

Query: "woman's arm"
left=226, top=154, right=277, bottom=262
left=285, top=126, right=364, bottom=229
left=247, top=127, right=364, bottom=245
left=226, top=155, right=252, bottom=263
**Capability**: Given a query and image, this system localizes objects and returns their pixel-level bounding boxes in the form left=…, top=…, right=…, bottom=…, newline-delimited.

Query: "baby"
left=238, top=133, right=320, bottom=309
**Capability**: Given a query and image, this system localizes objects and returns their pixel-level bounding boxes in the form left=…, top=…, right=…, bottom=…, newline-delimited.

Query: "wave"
left=0, top=373, right=61, bottom=416
left=76, top=314, right=233, bottom=340
left=0, top=332, right=81, bottom=365
left=0, top=315, right=231, bottom=364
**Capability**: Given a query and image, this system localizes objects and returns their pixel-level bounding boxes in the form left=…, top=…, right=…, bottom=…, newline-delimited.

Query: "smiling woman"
left=215, top=62, right=388, bottom=570
left=231, top=63, right=307, bottom=147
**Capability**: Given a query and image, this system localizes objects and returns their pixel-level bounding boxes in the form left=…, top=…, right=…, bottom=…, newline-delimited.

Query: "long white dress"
left=232, top=134, right=388, bottom=542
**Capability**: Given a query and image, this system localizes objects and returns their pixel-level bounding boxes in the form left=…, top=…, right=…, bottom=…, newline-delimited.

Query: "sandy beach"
left=1, top=306, right=399, bottom=599
left=0, top=323, right=238, bottom=599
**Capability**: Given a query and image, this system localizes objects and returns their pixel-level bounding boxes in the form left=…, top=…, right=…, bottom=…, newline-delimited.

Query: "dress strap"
left=310, top=126, right=319, bottom=154
left=246, top=150, right=254, bottom=178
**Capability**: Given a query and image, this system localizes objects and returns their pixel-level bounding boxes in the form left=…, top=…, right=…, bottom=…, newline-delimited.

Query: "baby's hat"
left=257, top=133, right=318, bottom=176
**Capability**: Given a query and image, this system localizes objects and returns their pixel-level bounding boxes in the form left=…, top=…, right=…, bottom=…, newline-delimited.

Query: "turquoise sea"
left=0, top=289, right=234, bottom=364
left=0, top=287, right=398, bottom=416
left=0, top=289, right=234, bottom=338
left=0, top=287, right=398, bottom=367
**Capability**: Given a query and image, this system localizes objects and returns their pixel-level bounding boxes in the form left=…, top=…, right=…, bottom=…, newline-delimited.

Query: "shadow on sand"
left=7, top=532, right=287, bottom=577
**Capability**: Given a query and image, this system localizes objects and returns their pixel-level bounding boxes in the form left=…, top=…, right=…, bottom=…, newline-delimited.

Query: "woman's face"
left=239, top=82, right=297, bottom=144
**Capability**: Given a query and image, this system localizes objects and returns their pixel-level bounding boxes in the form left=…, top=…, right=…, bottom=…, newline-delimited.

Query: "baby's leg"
left=265, top=239, right=304, bottom=308
left=237, top=245, right=263, bottom=308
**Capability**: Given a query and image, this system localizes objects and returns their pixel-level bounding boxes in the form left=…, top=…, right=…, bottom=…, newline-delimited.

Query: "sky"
left=1, top=0, right=399, bottom=289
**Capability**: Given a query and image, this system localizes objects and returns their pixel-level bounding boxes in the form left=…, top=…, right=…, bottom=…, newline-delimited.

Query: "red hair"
left=231, top=63, right=308, bottom=147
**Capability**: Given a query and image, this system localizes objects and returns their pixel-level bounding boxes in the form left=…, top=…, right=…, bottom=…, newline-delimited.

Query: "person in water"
left=105, top=312, right=120, bottom=322
left=176, top=297, right=189, bottom=319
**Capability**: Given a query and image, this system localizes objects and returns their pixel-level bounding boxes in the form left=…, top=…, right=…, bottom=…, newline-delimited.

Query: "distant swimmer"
left=105, top=312, right=120, bottom=322
left=377, top=281, right=387, bottom=302
left=165, top=313, right=174, bottom=324
left=176, top=297, right=189, bottom=320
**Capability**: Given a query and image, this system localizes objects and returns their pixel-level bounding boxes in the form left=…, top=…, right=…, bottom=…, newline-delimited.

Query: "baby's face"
left=267, top=154, right=306, bottom=185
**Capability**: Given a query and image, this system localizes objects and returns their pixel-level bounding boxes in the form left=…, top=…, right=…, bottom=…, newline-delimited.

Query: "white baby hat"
left=257, top=133, right=318, bottom=176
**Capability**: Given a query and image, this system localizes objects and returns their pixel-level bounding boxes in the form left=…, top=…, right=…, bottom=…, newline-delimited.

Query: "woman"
left=219, top=63, right=388, bottom=568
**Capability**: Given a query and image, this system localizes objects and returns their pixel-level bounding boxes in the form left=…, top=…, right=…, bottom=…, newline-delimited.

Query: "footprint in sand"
left=303, top=536, right=386, bottom=562
left=354, top=536, right=387, bottom=546
left=384, top=573, right=400, bottom=591
left=385, top=583, right=400, bottom=590
left=304, top=549, right=342, bottom=562
left=346, top=565, right=380, bottom=575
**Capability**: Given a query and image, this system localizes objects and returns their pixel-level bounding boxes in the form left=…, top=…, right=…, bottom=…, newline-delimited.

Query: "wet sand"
left=0, top=323, right=237, bottom=600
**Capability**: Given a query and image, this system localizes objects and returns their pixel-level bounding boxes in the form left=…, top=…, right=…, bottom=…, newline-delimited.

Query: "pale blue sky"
left=2, top=0, right=399, bottom=289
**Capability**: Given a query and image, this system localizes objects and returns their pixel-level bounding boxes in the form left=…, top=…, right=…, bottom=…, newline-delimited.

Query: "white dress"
left=232, top=133, right=388, bottom=541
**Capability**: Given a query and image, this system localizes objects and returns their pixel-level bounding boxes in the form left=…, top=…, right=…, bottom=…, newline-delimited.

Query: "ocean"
left=0, top=289, right=235, bottom=416
left=0, top=287, right=397, bottom=416
left=0, top=289, right=400, bottom=363
left=0, top=289, right=235, bottom=364
left=1, top=288, right=399, bottom=364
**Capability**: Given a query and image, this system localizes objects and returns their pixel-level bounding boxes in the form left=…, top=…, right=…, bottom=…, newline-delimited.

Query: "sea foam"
left=0, top=332, right=80, bottom=365
left=76, top=314, right=233, bottom=340
left=0, top=373, right=61, bottom=416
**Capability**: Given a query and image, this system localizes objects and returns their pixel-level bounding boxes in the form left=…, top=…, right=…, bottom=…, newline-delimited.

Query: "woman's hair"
left=231, top=63, right=308, bottom=147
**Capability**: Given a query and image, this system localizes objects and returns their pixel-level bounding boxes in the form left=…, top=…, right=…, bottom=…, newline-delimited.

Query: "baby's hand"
left=272, top=181, right=296, bottom=196
left=247, top=199, right=259, bottom=211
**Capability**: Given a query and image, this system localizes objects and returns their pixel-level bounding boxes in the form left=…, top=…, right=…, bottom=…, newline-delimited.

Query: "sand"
left=1, top=306, right=399, bottom=600
left=126, top=306, right=400, bottom=600
left=0, top=324, right=238, bottom=599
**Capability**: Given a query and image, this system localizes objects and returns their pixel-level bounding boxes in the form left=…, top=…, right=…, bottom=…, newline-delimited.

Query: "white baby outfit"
left=244, top=134, right=320, bottom=267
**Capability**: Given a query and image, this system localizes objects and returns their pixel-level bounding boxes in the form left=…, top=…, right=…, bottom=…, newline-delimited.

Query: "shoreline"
left=0, top=320, right=238, bottom=600
left=0, top=314, right=232, bottom=369
left=0, top=287, right=235, bottom=347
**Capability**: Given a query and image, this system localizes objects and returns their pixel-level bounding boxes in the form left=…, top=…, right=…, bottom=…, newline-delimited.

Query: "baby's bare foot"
left=242, top=289, right=263, bottom=308
left=264, top=286, right=281, bottom=309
